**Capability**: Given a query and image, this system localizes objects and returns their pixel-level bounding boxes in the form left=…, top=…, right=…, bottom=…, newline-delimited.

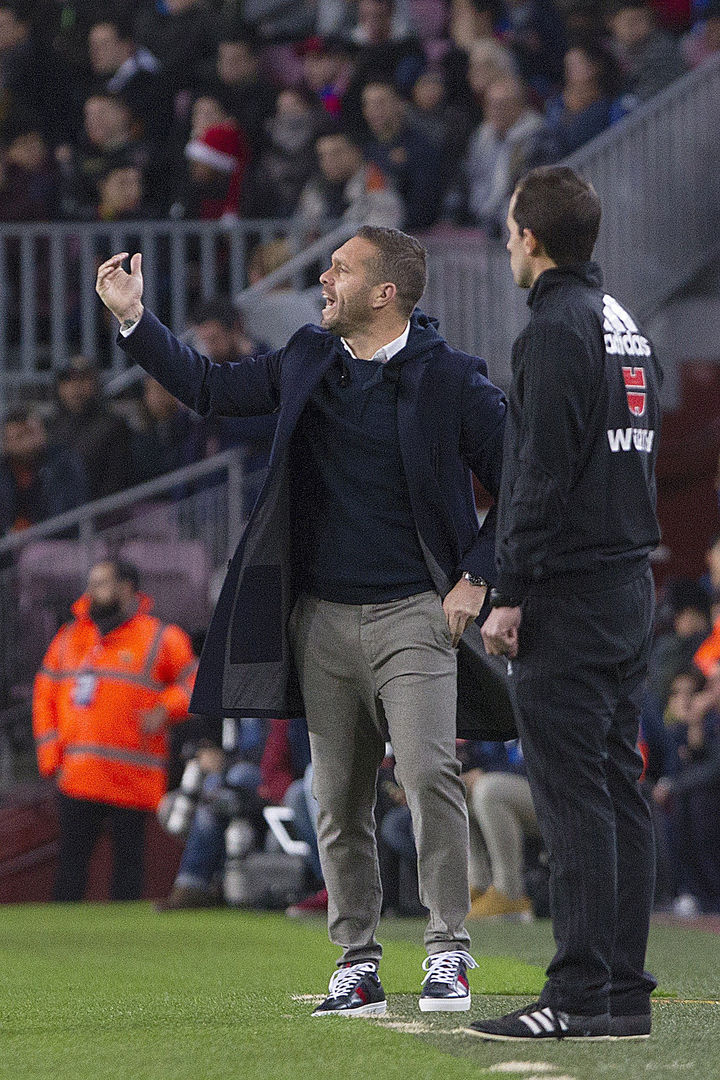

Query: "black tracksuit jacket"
left=496, top=262, right=662, bottom=601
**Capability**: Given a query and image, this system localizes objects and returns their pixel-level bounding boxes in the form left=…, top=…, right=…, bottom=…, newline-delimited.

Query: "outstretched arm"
left=96, top=252, right=282, bottom=419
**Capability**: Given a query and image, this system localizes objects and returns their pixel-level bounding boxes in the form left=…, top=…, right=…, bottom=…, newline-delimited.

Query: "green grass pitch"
left=1, top=904, right=719, bottom=1080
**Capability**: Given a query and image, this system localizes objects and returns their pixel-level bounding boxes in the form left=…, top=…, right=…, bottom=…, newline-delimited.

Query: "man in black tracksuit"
left=471, top=166, right=662, bottom=1042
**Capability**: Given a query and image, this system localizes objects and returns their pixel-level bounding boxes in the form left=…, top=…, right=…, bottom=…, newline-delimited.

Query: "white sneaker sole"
left=419, top=995, right=471, bottom=1012
left=464, top=1028, right=611, bottom=1042
left=312, top=1000, right=387, bottom=1018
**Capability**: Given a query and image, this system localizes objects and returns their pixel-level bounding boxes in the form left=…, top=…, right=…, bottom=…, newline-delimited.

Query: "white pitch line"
left=488, top=1065, right=557, bottom=1075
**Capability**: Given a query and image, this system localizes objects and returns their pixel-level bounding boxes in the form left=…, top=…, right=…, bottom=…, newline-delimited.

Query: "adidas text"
left=607, top=428, right=655, bottom=453
left=604, top=331, right=651, bottom=357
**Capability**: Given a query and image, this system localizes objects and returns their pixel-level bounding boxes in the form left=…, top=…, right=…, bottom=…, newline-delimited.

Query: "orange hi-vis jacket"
left=32, top=594, right=197, bottom=811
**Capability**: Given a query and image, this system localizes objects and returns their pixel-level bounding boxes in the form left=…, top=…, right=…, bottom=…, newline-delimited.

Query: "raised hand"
left=96, top=252, right=144, bottom=326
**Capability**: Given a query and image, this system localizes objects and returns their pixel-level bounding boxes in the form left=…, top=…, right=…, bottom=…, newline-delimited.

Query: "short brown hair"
left=355, top=225, right=427, bottom=316
left=512, top=166, right=602, bottom=266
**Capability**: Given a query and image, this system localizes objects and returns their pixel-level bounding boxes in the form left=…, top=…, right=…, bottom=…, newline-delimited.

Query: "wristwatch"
left=461, top=572, right=488, bottom=587
left=489, top=588, right=523, bottom=608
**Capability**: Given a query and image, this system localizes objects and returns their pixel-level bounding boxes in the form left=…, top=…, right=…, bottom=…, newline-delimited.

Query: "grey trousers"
left=289, top=590, right=471, bottom=964
left=470, top=771, right=540, bottom=898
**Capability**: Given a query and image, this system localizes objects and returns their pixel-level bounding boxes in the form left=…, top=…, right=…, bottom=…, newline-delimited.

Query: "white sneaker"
left=419, top=950, right=477, bottom=1012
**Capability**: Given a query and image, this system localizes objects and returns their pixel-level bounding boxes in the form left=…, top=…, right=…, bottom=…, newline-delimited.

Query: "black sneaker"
left=467, top=1002, right=611, bottom=1040
left=419, top=950, right=478, bottom=1012
left=609, top=1012, right=651, bottom=1039
left=312, top=962, right=387, bottom=1017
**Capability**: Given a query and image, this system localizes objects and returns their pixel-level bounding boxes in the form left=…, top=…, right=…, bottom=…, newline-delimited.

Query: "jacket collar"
left=527, top=262, right=604, bottom=308
left=73, top=592, right=153, bottom=626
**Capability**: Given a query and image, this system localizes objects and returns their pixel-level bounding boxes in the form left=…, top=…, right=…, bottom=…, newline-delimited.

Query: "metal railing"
left=0, top=216, right=341, bottom=405
left=0, top=448, right=264, bottom=714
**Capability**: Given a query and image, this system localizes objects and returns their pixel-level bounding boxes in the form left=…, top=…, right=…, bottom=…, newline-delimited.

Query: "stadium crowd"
left=0, top=0, right=714, bottom=235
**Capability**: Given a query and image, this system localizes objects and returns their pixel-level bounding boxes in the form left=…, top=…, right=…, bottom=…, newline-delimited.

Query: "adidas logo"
left=603, top=294, right=651, bottom=357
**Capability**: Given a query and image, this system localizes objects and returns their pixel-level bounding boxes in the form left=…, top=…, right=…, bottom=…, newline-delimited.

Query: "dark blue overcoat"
left=119, top=307, right=516, bottom=738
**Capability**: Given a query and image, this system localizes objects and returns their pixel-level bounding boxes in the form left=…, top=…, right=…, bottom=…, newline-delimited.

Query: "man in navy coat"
left=96, top=226, right=507, bottom=1016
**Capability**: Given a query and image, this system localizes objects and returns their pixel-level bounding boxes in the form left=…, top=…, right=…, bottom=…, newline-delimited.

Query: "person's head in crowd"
left=298, top=35, right=348, bottom=93
left=609, top=0, right=657, bottom=50
left=0, top=1, right=30, bottom=54
left=184, top=122, right=248, bottom=218
left=484, top=76, right=531, bottom=136
left=450, top=0, right=503, bottom=51
left=665, top=579, right=712, bottom=639
left=97, top=163, right=145, bottom=220
left=362, top=80, right=407, bottom=141
left=246, top=237, right=293, bottom=286
left=165, top=0, right=202, bottom=13
left=191, top=93, right=233, bottom=140
left=357, top=0, right=397, bottom=45
left=83, top=93, right=135, bottom=150
left=563, top=35, right=625, bottom=107
left=2, top=407, right=47, bottom=465
left=88, top=16, right=136, bottom=77
left=467, top=39, right=517, bottom=103
left=411, top=69, right=446, bottom=114
left=142, top=376, right=180, bottom=422
left=315, top=130, right=365, bottom=185
left=506, top=166, right=601, bottom=287
left=86, top=559, right=141, bottom=624
left=267, top=87, right=319, bottom=150
left=665, top=668, right=705, bottom=725
left=5, top=125, right=49, bottom=173
left=189, top=297, right=249, bottom=362
left=563, top=0, right=606, bottom=36
left=319, top=225, right=427, bottom=337
left=217, top=28, right=261, bottom=87
left=55, top=356, right=101, bottom=416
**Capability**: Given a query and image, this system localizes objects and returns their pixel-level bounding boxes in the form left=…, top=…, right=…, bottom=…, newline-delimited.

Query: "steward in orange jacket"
left=34, top=591, right=196, bottom=812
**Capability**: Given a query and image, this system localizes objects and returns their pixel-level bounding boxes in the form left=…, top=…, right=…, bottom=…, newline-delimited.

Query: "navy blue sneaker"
left=419, top=950, right=477, bottom=1012
left=467, top=1002, right=610, bottom=1041
left=312, top=962, right=387, bottom=1017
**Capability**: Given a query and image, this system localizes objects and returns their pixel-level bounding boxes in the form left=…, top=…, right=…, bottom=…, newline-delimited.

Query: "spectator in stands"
left=179, top=122, right=250, bottom=221
left=361, top=80, right=444, bottom=228
left=647, top=579, right=712, bottom=706
left=408, top=67, right=474, bottom=157
left=131, top=376, right=203, bottom=485
left=32, top=558, right=196, bottom=901
left=48, top=356, right=133, bottom=502
left=211, top=24, right=276, bottom=154
left=683, top=0, right=720, bottom=67
left=96, top=163, right=153, bottom=221
left=189, top=93, right=234, bottom=141
left=243, top=88, right=320, bottom=217
left=0, top=123, right=59, bottom=220
left=133, top=0, right=219, bottom=103
left=651, top=669, right=720, bottom=914
left=610, top=0, right=687, bottom=101
left=0, top=408, right=88, bottom=536
left=527, top=36, right=630, bottom=166
left=503, top=0, right=568, bottom=94
left=0, top=1, right=65, bottom=143
left=157, top=717, right=309, bottom=909
left=459, top=76, right=543, bottom=232
left=284, top=764, right=327, bottom=917
left=297, top=35, right=352, bottom=119
left=297, top=129, right=404, bottom=228
left=87, top=15, right=166, bottom=141
left=57, top=92, right=152, bottom=219
left=341, top=0, right=425, bottom=133
left=185, top=297, right=275, bottom=458
left=700, top=532, right=720, bottom=603
left=240, top=0, right=315, bottom=43
left=465, top=740, right=539, bottom=921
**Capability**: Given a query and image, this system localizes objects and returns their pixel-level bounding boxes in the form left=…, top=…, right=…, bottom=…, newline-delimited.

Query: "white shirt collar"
left=341, top=321, right=411, bottom=364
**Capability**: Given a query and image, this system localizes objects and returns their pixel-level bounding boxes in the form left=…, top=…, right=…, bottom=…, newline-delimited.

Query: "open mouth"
left=322, top=295, right=336, bottom=311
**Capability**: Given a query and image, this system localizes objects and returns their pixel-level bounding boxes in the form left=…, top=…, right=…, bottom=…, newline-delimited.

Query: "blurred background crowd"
left=0, top=0, right=715, bottom=234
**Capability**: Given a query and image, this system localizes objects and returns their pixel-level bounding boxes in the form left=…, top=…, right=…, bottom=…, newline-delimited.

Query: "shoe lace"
left=421, top=950, right=478, bottom=986
left=327, top=962, right=377, bottom=999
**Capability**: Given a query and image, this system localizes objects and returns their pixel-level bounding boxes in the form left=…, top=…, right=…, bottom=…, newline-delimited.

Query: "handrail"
left=0, top=446, right=249, bottom=557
